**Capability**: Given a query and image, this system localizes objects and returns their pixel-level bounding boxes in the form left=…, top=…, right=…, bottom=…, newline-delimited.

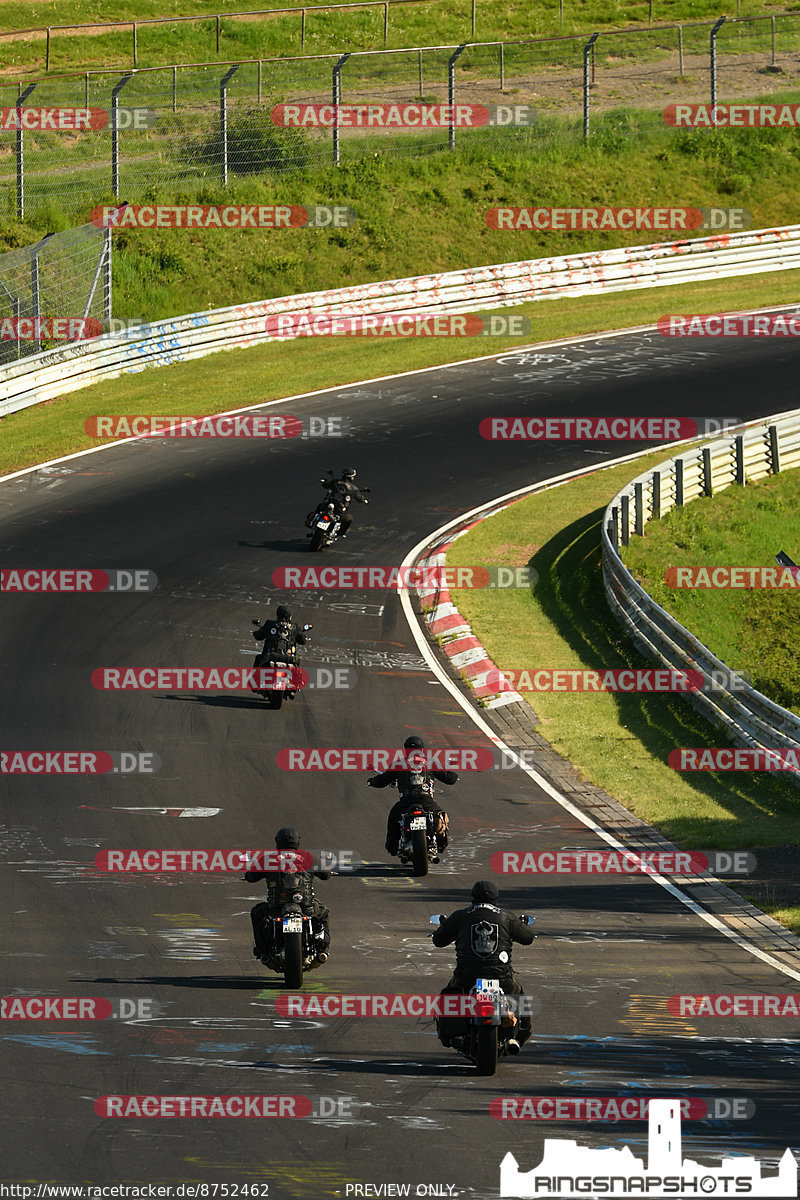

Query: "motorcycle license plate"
left=316, top=519, right=330, bottom=530
left=282, top=916, right=302, bottom=933
left=476, top=978, right=501, bottom=996
left=409, top=816, right=426, bottom=830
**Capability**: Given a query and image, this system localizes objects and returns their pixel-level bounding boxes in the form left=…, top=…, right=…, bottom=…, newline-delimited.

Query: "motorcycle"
left=429, top=914, right=534, bottom=1075
left=255, top=883, right=330, bottom=989
left=398, top=802, right=448, bottom=877
left=305, top=470, right=370, bottom=552
left=250, top=619, right=312, bottom=709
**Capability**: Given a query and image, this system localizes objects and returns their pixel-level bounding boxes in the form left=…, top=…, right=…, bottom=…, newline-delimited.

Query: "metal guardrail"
left=3, top=223, right=800, bottom=420
left=602, top=410, right=800, bottom=774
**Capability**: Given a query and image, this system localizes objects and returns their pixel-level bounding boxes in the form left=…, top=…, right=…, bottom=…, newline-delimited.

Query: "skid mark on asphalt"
left=2, top=1033, right=112, bottom=1055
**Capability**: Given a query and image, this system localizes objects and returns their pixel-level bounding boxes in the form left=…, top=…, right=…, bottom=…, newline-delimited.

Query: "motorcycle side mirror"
left=429, top=914, right=446, bottom=925
left=519, top=915, right=535, bottom=925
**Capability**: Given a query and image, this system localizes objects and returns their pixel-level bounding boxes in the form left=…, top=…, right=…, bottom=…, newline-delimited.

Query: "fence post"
left=448, top=44, right=468, bottom=151
left=133, top=22, right=138, bottom=67
left=769, top=425, right=781, bottom=473
left=16, top=83, right=37, bottom=221
left=634, top=481, right=644, bottom=536
left=30, top=234, right=54, bottom=355
left=652, top=470, right=661, bottom=520
left=219, top=65, right=240, bottom=186
left=418, top=49, right=423, bottom=97
left=332, top=54, right=351, bottom=166
left=583, top=32, right=599, bottom=139
left=111, top=73, right=133, bottom=196
left=702, top=446, right=713, bottom=495
left=499, top=42, right=504, bottom=90
left=609, top=505, right=619, bottom=551
left=675, top=457, right=684, bottom=506
left=216, top=14, right=221, bottom=53
left=735, top=435, right=745, bottom=485
left=301, top=9, right=306, bottom=47
left=103, top=223, right=114, bottom=323
left=258, top=60, right=262, bottom=103
left=620, top=492, right=630, bottom=546
left=678, top=24, right=684, bottom=75
left=0, top=277, right=22, bottom=360
left=384, top=2, right=389, bottom=46
left=710, top=16, right=726, bottom=112
left=85, top=73, right=89, bottom=108
left=472, top=0, right=476, bottom=37
left=46, top=28, right=51, bottom=72
left=771, top=14, right=776, bottom=66
left=173, top=65, right=177, bottom=112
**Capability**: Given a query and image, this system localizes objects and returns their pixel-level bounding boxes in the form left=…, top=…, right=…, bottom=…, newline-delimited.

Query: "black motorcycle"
left=250, top=619, right=311, bottom=709
left=397, top=802, right=448, bottom=877
left=256, top=885, right=329, bottom=989
left=429, top=915, right=534, bottom=1075
left=305, top=471, right=370, bottom=552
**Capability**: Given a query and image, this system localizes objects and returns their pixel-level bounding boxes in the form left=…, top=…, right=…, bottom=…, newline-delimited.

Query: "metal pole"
left=678, top=25, right=684, bottom=76
left=173, top=65, right=177, bottom=112
left=111, top=73, right=133, bottom=196
left=46, top=28, right=51, bottom=71
left=219, top=65, right=240, bottom=186
left=560, top=0, right=564, bottom=30
left=332, top=53, right=351, bottom=166
left=16, top=83, right=37, bottom=221
left=258, top=59, right=262, bottom=103
left=103, top=225, right=113, bottom=323
left=85, top=72, right=89, bottom=108
left=384, top=3, right=388, bottom=46
left=448, top=43, right=468, bottom=151
left=133, top=22, right=138, bottom=67
left=583, top=32, right=599, bottom=139
left=472, top=0, right=476, bottom=37
left=216, top=14, right=221, bottom=53
left=301, top=9, right=306, bottom=48
left=30, top=237, right=55, bottom=355
left=418, top=49, right=423, bottom=97
left=710, top=16, right=726, bottom=112
left=500, top=42, right=504, bottom=90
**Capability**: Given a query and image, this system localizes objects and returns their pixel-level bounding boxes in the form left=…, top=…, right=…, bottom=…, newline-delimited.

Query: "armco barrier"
left=602, top=409, right=800, bottom=780
left=3, top=224, right=800, bottom=420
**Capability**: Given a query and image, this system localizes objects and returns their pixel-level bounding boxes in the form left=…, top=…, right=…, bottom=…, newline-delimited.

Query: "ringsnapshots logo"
left=90, top=204, right=357, bottom=229
left=485, top=207, right=750, bottom=232
left=272, top=103, right=535, bottom=129
left=271, top=565, right=536, bottom=589
left=1, top=569, right=157, bottom=593
left=479, top=417, right=737, bottom=441
left=83, top=414, right=352, bottom=439
left=490, top=849, right=756, bottom=875
left=491, top=1096, right=755, bottom=1122
left=1, top=996, right=161, bottom=1020
left=95, top=1094, right=359, bottom=1118
left=265, top=312, right=530, bottom=338
left=498, top=1099, right=797, bottom=1197
left=1, top=751, right=159, bottom=775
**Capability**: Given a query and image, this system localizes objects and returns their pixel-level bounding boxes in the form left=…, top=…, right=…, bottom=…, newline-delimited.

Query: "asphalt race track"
left=2, top=327, right=800, bottom=1196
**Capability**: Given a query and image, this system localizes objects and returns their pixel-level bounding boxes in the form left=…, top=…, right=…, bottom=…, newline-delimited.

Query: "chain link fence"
left=2, top=13, right=800, bottom=220
left=0, top=219, right=112, bottom=365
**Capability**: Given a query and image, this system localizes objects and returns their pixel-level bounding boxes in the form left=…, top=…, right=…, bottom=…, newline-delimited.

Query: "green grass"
left=0, top=0, right=794, bottom=74
left=623, top=470, right=800, bottom=715
left=444, top=453, right=800, bottom=931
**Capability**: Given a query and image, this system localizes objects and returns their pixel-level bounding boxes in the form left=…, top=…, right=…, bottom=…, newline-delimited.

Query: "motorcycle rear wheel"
left=309, top=528, right=325, bottom=551
left=283, top=932, right=303, bottom=988
left=475, top=1024, right=498, bottom=1075
left=411, top=829, right=429, bottom=877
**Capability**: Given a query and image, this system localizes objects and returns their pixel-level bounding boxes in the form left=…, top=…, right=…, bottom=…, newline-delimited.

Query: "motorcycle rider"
left=317, top=467, right=369, bottom=539
left=432, top=880, right=534, bottom=1054
left=246, top=827, right=331, bottom=963
left=252, top=605, right=309, bottom=671
left=368, top=735, right=457, bottom=857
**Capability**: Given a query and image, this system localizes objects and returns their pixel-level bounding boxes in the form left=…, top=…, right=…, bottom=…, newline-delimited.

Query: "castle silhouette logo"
left=500, top=1098, right=797, bottom=1197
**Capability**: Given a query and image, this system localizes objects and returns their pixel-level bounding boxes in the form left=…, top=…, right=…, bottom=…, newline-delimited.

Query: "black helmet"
left=275, top=826, right=301, bottom=849
left=276, top=605, right=292, bottom=621
left=342, top=467, right=357, bottom=479
left=404, top=736, right=425, bottom=750
left=471, top=880, right=499, bottom=904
